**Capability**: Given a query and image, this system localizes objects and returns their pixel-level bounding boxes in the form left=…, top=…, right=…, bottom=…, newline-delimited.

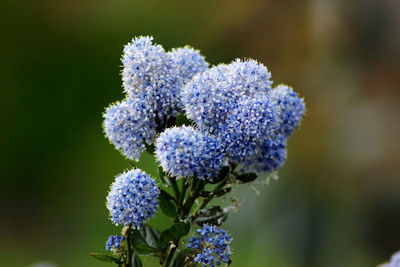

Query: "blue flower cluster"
left=104, top=36, right=208, bottom=161
left=122, top=36, right=208, bottom=120
left=220, top=95, right=281, bottom=163
left=105, top=235, right=126, bottom=252
left=103, top=97, right=157, bottom=161
left=155, top=126, right=223, bottom=181
left=106, top=169, right=160, bottom=228
left=181, top=59, right=272, bottom=135
left=182, top=59, right=305, bottom=172
left=242, top=135, right=288, bottom=173
left=271, top=85, right=306, bottom=136
left=187, top=225, right=232, bottom=267
left=384, top=251, right=400, bottom=267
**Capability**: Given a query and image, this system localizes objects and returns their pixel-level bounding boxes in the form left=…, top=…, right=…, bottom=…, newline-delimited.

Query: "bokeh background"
left=1, top=0, right=400, bottom=266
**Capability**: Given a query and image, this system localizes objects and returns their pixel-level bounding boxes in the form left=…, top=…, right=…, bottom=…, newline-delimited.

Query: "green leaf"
left=158, top=222, right=190, bottom=247
left=194, top=206, right=228, bottom=226
left=131, top=225, right=161, bottom=254
left=209, top=166, right=230, bottom=184
left=175, top=114, right=193, bottom=127
left=134, top=243, right=159, bottom=255
left=89, top=253, right=122, bottom=264
left=172, top=249, right=192, bottom=267
left=131, top=254, right=143, bottom=267
left=236, top=172, right=257, bottom=183
left=159, top=190, right=177, bottom=218
left=158, top=167, right=170, bottom=187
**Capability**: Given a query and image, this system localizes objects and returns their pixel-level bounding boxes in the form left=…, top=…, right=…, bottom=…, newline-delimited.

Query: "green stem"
left=192, top=177, right=230, bottom=218
left=122, top=225, right=132, bottom=267
left=182, top=179, right=204, bottom=216
left=168, top=176, right=181, bottom=206
left=164, top=241, right=179, bottom=267
left=179, top=180, right=188, bottom=207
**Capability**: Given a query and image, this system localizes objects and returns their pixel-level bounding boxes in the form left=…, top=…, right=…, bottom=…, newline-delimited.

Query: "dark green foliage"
left=193, top=206, right=228, bottom=226
left=159, top=190, right=177, bottom=218
left=236, top=172, right=257, bottom=183
left=158, top=222, right=190, bottom=247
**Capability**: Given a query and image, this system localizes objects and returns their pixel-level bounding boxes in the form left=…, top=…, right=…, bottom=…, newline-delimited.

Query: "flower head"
left=168, top=46, right=209, bottom=108
left=219, top=95, right=281, bottom=163
left=105, top=235, right=126, bottom=253
left=106, top=169, right=160, bottom=228
left=385, top=251, right=400, bottom=267
left=103, top=97, right=157, bottom=161
left=122, top=36, right=208, bottom=122
left=270, top=84, right=305, bottom=137
left=242, top=134, right=287, bottom=173
left=182, top=59, right=272, bottom=135
left=155, top=126, right=223, bottom=181
left=187, top=225, right=232, bottom=267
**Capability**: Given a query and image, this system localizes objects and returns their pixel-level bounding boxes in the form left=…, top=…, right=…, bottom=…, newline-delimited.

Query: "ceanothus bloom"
left=122, top=36, right=208, bottom=121
left=270, top=84, right=305, bottom=137
left=219, top=95, right=281, bottom=163
left=106, top=169, right=160, bottom=228
left=155, top=126, right=223, bottom=181
left=382, top=251, right=400, bottom=267
left=181, top=59, right=272, bottom=135
left=187, top=225, right=232, bottom=267
left=242, top=134, right=288, bottom=173
left=167, top=46, right=209, bottom=109
left=103, top=97, right=156, bottom=161
left=105, top=235, right=126, bottom=252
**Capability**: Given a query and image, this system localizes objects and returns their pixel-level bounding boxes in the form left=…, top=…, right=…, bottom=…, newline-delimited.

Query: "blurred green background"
left=1, top=0, right=400, bottom=266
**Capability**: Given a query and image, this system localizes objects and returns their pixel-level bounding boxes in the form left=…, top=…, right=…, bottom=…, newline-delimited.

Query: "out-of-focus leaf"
left=236, top=172, right=257, bottom=183
left=194, top=206, right=228, bottom=226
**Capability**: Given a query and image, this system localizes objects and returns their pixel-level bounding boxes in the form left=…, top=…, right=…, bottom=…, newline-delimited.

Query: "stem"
left=192, top=177, right=230, bottom=218
left=164, top=241, right=179, bottom=267
left=122, top=225, right=132, bottom=267
left=179, top=180, right=188, bottom=207
left=182, top=179, right=204, bottom=216
left=168, top=176, right=181, bottom=206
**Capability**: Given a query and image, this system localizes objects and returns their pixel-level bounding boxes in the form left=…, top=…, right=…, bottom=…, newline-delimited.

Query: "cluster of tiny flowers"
left=104, top=36, right=208, bottom=161
left=182, top=58, right=305, bottom=171
left=242, top=134, right=287, bottom=173
left=105, top=235, right=126, bottom=252
left=381, top=251, right=400, bottom=267
left=181, top=59, right=272, bottom=135
left=103, top=97, right=157, bottom=161
left=187, top=225, right=232, bottom=267
left=220, top=95, right=281, bottom=163
left=155, top=126, right=223, bottom=181
left=271, top=85, right=306, bottom=137
left=106, top=169, right=160, bottom=228
left=122, top=36, right=208, bottom=121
